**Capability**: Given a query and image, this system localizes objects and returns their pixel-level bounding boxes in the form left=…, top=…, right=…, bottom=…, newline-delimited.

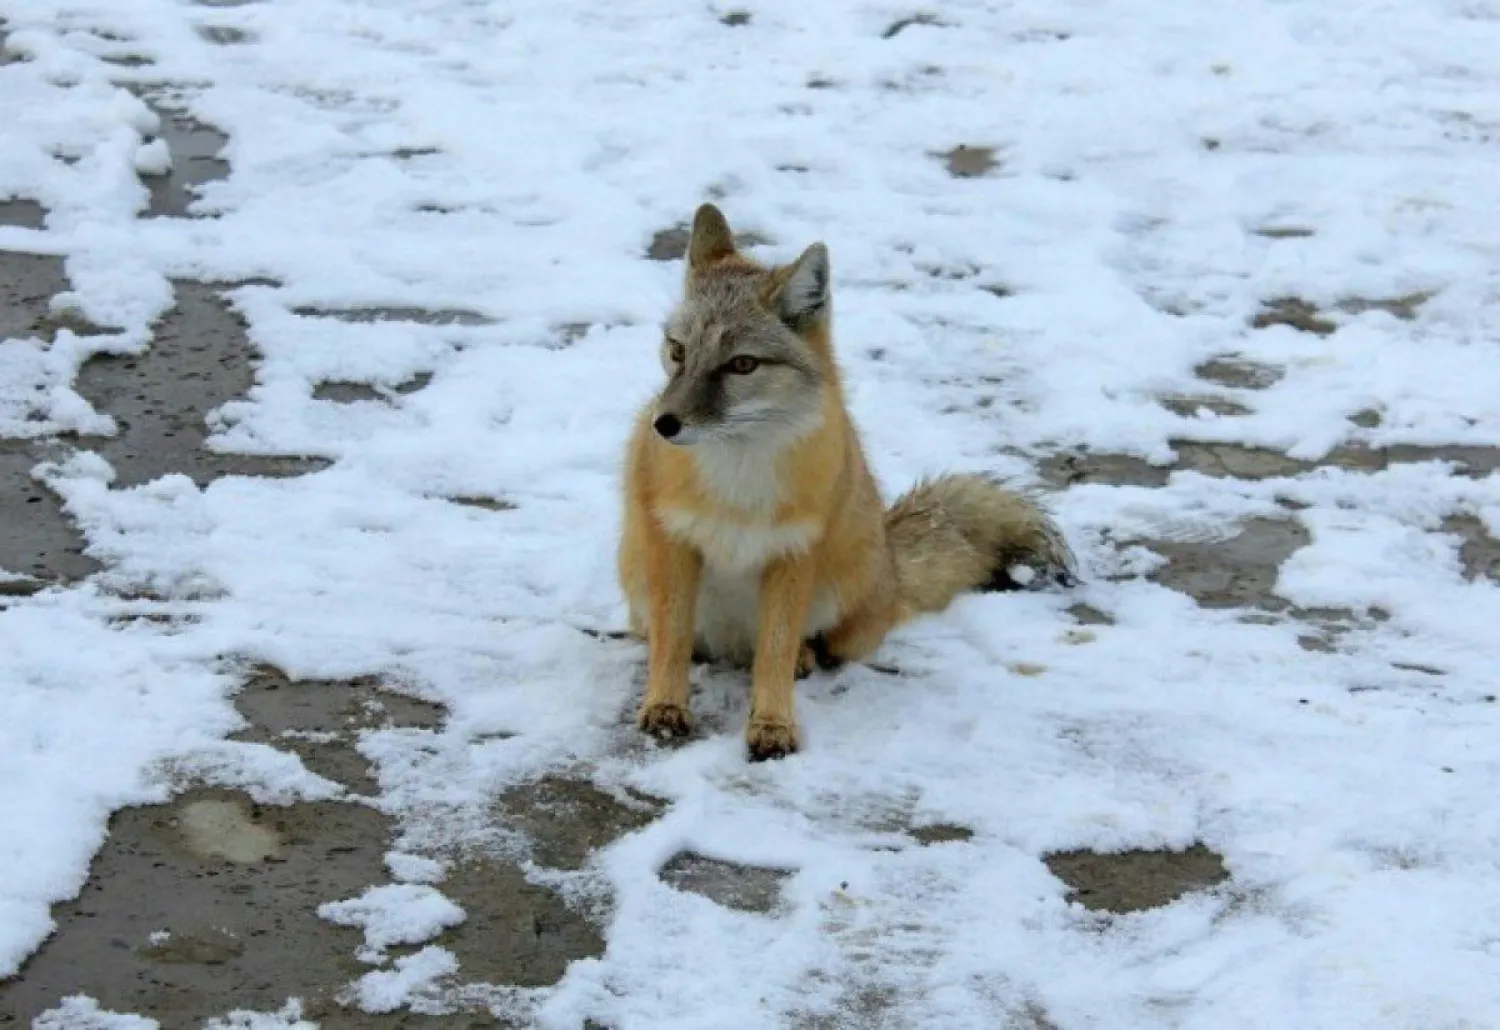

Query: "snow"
left=1, top=0, right=1499, bottom=1026
left=317, top=884, right=466, bottom=963
left=40, top=999, right=326, bottom=1030
left=202, top=1003, right=318, bottom=1030
left=343, top=946, right=459, bottom=1016
left=32, top=996, right=158, bottom=1030
left=384, top=851, right=446, bottom=885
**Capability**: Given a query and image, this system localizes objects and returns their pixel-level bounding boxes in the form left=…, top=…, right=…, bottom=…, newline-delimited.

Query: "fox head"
left=651, top=204, right=832, bottom=447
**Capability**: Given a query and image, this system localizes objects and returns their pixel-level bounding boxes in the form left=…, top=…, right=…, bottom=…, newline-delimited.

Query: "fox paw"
left=795, top=643, right=816, bottom=680
left=638, top=701, right=692, bottom=740
left=746, top=718, right=800, bottom=762
left=808, top=633, right=846, bottom=671
left=794, top=636, right=845, bottom=679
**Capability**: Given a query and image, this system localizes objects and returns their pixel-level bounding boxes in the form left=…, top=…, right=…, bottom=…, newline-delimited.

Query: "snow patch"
left=317, top=883, right=466, bottom=963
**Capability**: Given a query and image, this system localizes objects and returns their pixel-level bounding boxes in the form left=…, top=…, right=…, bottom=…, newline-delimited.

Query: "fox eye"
left=667, top=340, right=685, bottom=363
left=725, top=355, right=760, bottom=375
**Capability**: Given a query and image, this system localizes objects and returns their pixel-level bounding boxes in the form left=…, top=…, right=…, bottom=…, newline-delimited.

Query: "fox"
left=617, top=203, right=1077, bottom=760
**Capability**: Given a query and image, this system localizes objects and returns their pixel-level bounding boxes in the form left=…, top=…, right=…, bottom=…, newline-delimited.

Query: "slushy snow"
left=2, top=0, right=1499, bottom=1025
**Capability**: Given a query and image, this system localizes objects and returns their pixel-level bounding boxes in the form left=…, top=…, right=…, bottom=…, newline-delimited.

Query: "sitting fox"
left=617, top=204, right=1076, bottom=760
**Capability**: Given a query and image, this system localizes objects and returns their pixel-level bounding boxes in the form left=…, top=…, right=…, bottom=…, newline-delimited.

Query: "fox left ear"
left=773, top=243, right=830, bottom=329
left=688, top=203, right=737, bottom=270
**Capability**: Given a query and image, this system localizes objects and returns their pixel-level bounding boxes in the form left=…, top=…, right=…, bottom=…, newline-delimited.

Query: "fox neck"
left=688, top=384, right=840, bottom=515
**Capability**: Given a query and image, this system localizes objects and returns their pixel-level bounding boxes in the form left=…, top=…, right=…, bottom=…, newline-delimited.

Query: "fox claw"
left=746, top=718, right=800, bottom=761
left=638, top=702, right=692, bottom=740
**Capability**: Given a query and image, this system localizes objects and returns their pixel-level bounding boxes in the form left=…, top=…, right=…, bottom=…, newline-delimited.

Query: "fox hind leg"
left=811, top=591, right=901, bottom=670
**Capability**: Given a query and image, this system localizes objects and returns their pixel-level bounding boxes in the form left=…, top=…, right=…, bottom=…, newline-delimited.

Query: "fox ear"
left=773, top=242, right=831, bottom=328
left=688, top=203, right=736, bottom=270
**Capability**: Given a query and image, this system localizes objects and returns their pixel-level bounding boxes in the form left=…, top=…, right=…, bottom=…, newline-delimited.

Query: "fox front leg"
left=747, top=553, right=818, bottom=760
left=637, top=526, right=703, bottom=740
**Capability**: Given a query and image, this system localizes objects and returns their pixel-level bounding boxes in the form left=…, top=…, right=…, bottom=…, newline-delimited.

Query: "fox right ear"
left=687, top=203, right=736, bottom=270
left=773, top=242, right=831, bottom=329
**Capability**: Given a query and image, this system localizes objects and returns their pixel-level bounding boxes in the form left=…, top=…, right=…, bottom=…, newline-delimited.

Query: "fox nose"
left=653, top=413, right=682, bottom=440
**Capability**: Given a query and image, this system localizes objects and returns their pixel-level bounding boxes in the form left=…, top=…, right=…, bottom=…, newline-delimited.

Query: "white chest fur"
left=658, top=438, right=822, bottom=574
left=690, top=438, right=785, bottom=515
left=658, top=509, right=819, bottom=574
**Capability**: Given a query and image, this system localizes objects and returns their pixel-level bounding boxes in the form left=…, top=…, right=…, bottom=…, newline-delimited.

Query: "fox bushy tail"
left=884, top=474, right=1077, bottom=620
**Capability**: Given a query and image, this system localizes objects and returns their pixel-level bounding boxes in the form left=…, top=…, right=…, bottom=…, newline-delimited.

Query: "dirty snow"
left=2, top=0, right=1500, bottom=1026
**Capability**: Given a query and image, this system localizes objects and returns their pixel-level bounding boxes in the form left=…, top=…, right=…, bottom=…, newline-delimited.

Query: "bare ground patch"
left=1194, top=356, right=1284, bottom=390
left=0, top=197, right=45, bottom=229
left=1252, top=225, right=1315, bottom=239
left=292, top=306, right=492, bottom=327
left=908, top=822, right=974, bottom=846
left=1158, top=394, right=1253, bottom=419
left=313, top=372, right=432, bottom=405
left=0, top=442, right=99, bottom=585
left=1444, top=514, right=1500, bottom=582
left=882, top=13, right=946, bottom=38
left=936, top=144, right=999, bottom=178
left=1251, top=292, right=1434, bottom=334
left=196, top=25, right=256, bottom=45
left=0, top=250, right=72, bottom=344
left=0, top=788, right=391, bottom=1024
left=1038, top=451, right=1169, bottom=488
left=1144, top=517, right=1310, bottom=610
left=131, top=94, right=231, bottom=219
left=1040, top=441, right=1500, bottom=489
left=70, top=281, right=330, bottom=487
left=1174, top=441, right=1500, bottom=480
left=425, top=860, right=605, bottom=992
left=658, top=852, right=792, bottom=913
left=445, top=495, right=517, bottom=512
left=1252, top=296, right=1336, bottom=335
left=494, top=775, right=665, bottom=872
left=230, top=665, right=445, bottom=797
left=1045, top=843, right=1229, bottom=913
